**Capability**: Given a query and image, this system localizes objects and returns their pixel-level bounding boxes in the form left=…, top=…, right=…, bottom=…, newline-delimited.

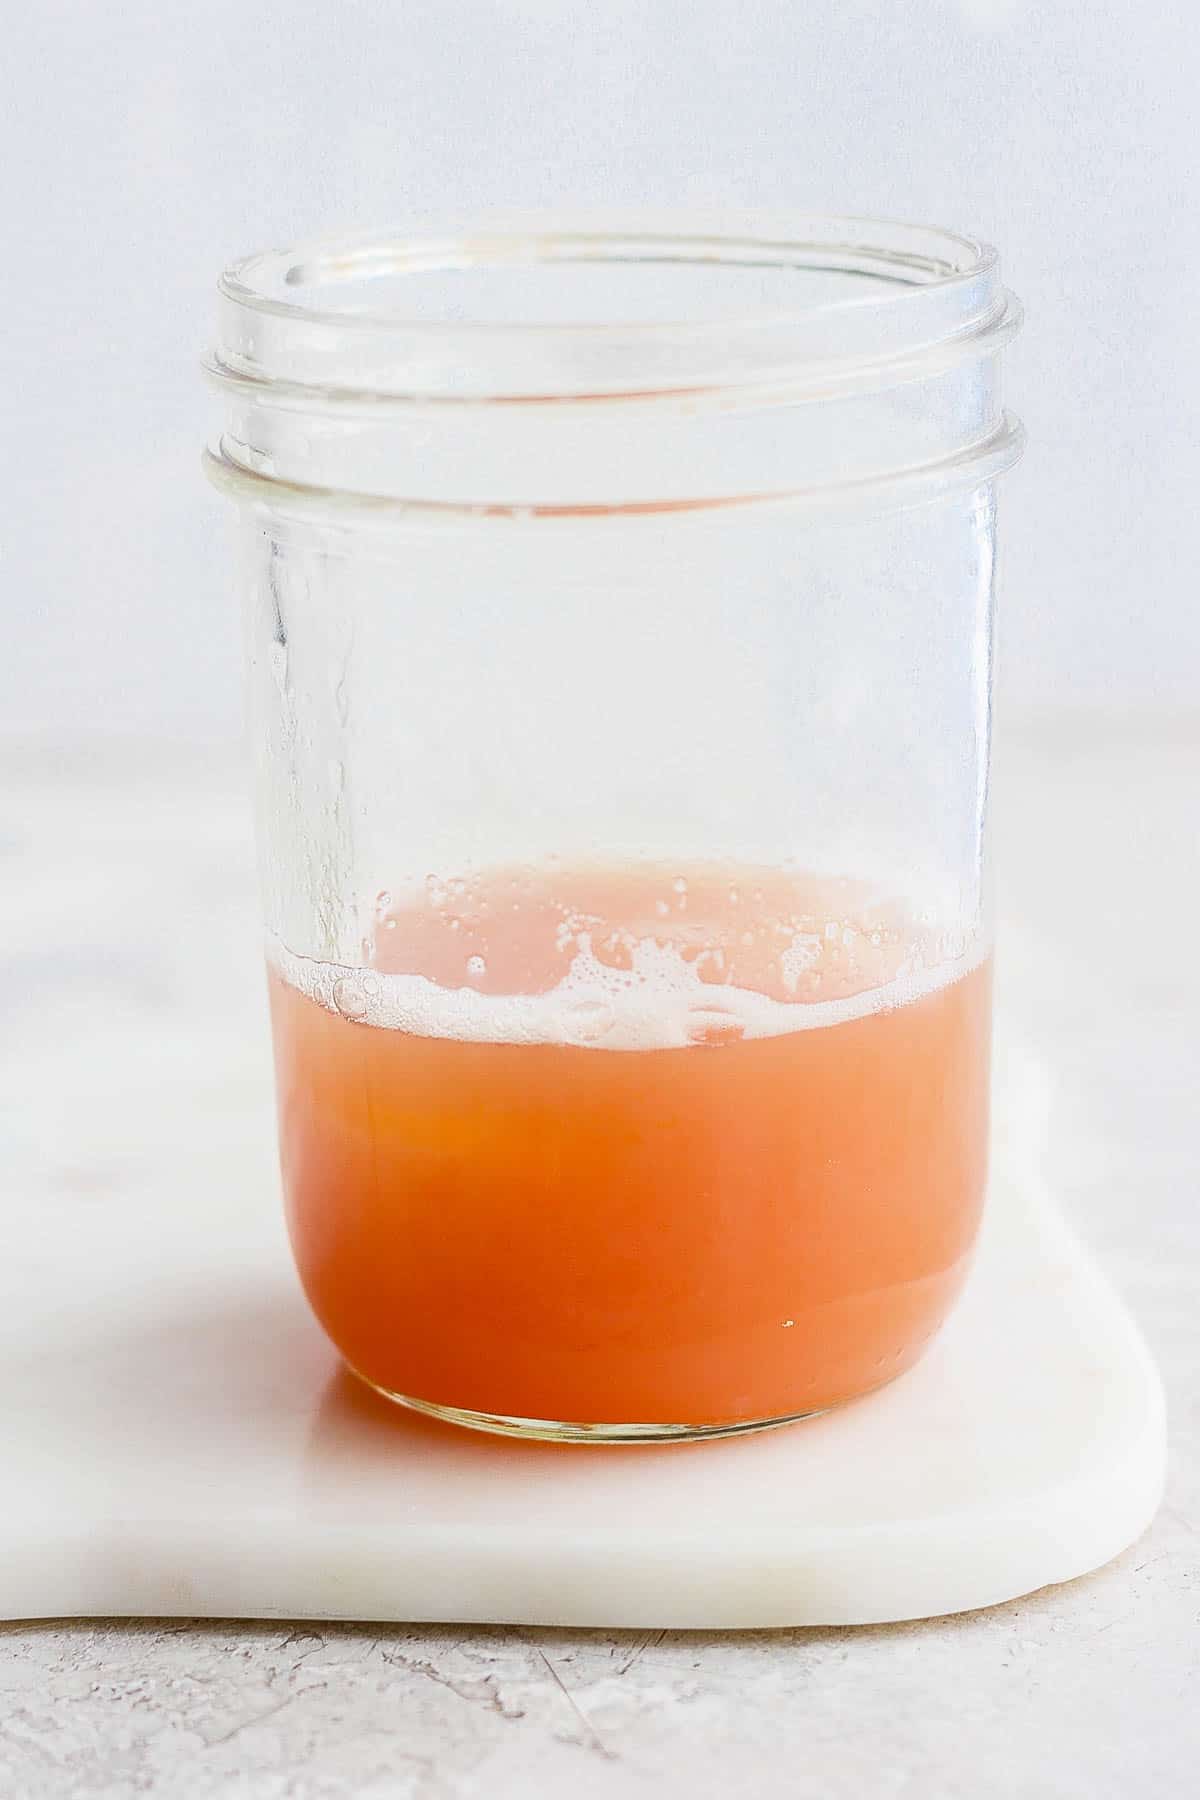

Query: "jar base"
left=348, top=1365, right=830, bottom=1443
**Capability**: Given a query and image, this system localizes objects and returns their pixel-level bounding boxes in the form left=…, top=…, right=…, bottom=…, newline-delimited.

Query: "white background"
left=2, top=0, right=1197, bottom=741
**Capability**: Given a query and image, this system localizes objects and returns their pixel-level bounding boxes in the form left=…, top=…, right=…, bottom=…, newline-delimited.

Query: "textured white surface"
left=0, top=724, right=1196, bottom=1794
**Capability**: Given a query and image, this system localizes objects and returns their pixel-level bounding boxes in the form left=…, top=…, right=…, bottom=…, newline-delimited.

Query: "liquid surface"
left=269, top=863, right=990, bottom=1427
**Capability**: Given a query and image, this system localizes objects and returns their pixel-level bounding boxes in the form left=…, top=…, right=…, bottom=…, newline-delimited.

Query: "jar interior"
left=271, top=241, right=938, bottom=327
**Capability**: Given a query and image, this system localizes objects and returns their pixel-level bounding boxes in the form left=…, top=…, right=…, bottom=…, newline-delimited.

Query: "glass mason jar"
left=205, top=216, right=1023, bottom=1442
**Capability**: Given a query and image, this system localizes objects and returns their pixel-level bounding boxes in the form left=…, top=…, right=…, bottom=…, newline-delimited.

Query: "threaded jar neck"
left=206, top=214, right=1022, bottom=518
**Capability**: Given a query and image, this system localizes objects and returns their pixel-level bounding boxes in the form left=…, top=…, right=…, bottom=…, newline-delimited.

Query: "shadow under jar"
left=205, top=216, right=1023, bottom=1442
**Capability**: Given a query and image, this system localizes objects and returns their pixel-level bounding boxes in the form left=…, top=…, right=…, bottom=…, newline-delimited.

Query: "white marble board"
left=0, top=1157, right=1163, bottom=1629
left=0, top=754, right=1166, bottom=1630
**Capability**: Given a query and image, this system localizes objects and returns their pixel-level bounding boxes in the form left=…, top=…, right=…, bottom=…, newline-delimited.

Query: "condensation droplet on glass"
left=466, top=955, right=486, bottom=977
left=673, top=877, right=688, bottom=895
left=782, top=1319, right=795, bottom=1329
left=740, top=930, right=754, bottom=947
left=654, top=899, right=670, bottom=918
left=374, top=889, right=393, bottom=918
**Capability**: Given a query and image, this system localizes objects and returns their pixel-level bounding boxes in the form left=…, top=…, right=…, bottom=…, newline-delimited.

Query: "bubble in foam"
left=686, top=1006, right=747, bottom=1047
left=692, top=946, right=727, bottom=984
left=333, top=975, right=369, bottom=1020
left=563, top=999, right=616, bottom=1044
left=780, top=935, right=821, bottom=995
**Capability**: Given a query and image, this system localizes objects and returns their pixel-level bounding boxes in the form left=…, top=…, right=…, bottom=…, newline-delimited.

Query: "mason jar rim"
left=207, top=213, right=1020, bottom=407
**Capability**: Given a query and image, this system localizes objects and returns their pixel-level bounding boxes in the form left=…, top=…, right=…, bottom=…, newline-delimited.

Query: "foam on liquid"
left=268, top=861, right=985, bottom=1052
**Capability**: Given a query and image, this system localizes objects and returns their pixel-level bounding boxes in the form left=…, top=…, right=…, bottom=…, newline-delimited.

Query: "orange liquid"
left=269, top=863, right=990, bottom=1427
